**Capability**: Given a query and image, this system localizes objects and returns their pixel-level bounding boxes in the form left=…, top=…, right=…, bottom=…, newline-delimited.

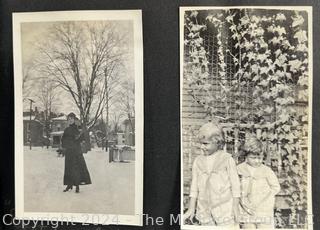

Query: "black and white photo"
left=13, top=10, right=143, bottom=226
left=180, top=6, right=312, bottom=229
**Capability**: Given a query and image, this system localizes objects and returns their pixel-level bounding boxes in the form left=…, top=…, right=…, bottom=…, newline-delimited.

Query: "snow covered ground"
left=23, top=147, right=135, bottom=215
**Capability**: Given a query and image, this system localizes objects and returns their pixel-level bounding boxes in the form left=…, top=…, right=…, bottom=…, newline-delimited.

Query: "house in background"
left=123, top=118, right=134, bottom=146
left=23, top=113, right=44, bottom=146
left=116, top=118, right=135, bottom=146
left=50, top=115, right=67, bottom=148
left=116, top=132, right=126, bottom=145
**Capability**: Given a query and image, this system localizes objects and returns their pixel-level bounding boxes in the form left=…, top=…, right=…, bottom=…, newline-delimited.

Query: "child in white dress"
left=184, top=122, right=241, bottom=226
left=237, top=137, right=281, bottom=229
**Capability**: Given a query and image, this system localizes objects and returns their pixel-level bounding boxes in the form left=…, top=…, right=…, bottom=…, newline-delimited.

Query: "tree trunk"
left=82, top=124, right=91, bottom=152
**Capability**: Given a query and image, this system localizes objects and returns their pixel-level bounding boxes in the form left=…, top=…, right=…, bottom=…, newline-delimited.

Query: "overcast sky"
left=21, top=20, right=134, bottom=117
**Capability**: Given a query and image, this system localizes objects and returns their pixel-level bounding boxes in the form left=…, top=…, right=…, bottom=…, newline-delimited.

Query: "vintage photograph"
left=13, top=10, right=143, bottom=225
left=180, top=7, right=312, bottom=229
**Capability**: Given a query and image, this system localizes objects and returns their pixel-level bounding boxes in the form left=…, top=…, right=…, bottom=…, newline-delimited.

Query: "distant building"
left=116, top=118, right=135, bottom=146
left=50, top=115, right=67, bottom=148
left=51, top=115, right=68, bottom=132
left=116, top=132, right=126, bottom=145
left=23, top=115, right=44, bottom=146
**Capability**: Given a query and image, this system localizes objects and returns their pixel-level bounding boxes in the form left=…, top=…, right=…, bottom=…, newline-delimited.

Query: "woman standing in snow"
left=61, top=112, right=91, bottom=193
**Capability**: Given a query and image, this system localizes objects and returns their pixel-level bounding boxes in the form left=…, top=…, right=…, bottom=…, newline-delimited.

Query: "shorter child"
left=184, top=122, right=240, bottom=226
left=237, top=136, right=280, bottom=229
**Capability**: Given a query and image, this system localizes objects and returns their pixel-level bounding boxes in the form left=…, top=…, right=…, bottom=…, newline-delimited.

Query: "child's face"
left=246, top=153, right=263, bottom=168
left=199, top=133, right=219, bottom=156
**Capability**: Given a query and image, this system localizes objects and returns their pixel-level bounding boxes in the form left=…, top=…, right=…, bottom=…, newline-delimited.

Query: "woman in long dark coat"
left=61, top=112, right=91, bottom=193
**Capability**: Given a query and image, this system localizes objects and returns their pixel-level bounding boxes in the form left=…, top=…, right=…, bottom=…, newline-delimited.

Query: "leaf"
left=283, top=159, right=289, bottom=166
left=292, top=193, right=299, bottom=200
left=282, top=40, right=292, bottom=49
left=260, top=67, right=269, bottom=75
left=226, top=14, right=235, bottom=23
left=219, top=62, right=227, bottom=69
left=296, top=43, right=308, bottom=52
left=269, top=37, right=281, bottom=45
left=191, top=25, right=206, bottom=32
left=298, top=89, right=309, bottom=101
left=261, top=16, right=270, bottom=22
left=261, top=91, right=271, bottom=99
left=294, top=30, right=308, bottom=43
left=259, top=80, right=269, bottom=87
left=286, top=72, right=292, bottom=80
left=269, top=74, right=279, bottom=82
left=278, top=54, right=287, bottom=65
left=230, top=24, right=237, bottom=32
left=207, top=16, right=221, bottom=25
left=286, top=132, right=296, bottom=143
left=275, top=49, right=282, bottom=57
left=264, top=106, right=273, bottom=114
left=292, top=14, right=305, bottom=28
left=240, top=15, right=250, bottom=26
left=256, top=27, right=264, bottom=36
left=284, top=144, right=293, bottom=154
left=247, top=51, right=255, bottom=61
left=236, top=69, right=244, bottom=76
left=252, top=74, right=261, bottom=82
left=282, top=124, right=291, bottom=132
left=244, top=41, right=254, bottom=50
left=279, top=113, right=290, bottom=123
left=190, top=11, right=199, bottom=18
left=275, top=13, right=286, bottom=21
left=276, top=26, right=286, bottom=35
left=268, top=133, right=277, bottom=141
left=298, top=76, right=308, bottom=87
left=267, top=25, right=274, bottom=33
left=288, top=59, right=302, bottom=73
left=251, top=15, right=261, bottom=23
left=251, top=64, right=259, bottom=74
left=259, top=40, right=268, bottom=49
left=257, top=53, right=268, bottom=62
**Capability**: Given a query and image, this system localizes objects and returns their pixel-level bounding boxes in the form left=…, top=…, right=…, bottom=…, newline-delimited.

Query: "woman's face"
left=68, top=117, right=75, bottom=125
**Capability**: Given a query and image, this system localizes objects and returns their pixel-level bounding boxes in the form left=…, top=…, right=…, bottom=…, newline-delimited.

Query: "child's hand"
left=233, top=197, right=240, bottom=223
left=183, top=209, right=195, bottom=222
left=240, top=198, right=257, bottom=215
left=246, top=206, right=256, bottom=215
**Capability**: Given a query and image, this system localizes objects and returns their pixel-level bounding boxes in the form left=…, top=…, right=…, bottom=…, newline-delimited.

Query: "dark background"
left=0, top=0, right=319, bottom=229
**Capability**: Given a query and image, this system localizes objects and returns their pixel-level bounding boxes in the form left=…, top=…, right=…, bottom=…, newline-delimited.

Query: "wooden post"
left=234, top=127, right=239, bottom=163
left=28, top=99, right=35, bottom=150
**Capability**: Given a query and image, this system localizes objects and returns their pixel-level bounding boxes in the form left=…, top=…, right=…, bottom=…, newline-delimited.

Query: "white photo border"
left=13, top=10, right=144, bottom=226
left=179, top=6, right=313, bottom=230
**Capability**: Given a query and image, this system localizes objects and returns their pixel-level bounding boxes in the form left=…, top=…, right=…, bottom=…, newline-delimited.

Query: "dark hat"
left=67, top=112, right=77, bottom=119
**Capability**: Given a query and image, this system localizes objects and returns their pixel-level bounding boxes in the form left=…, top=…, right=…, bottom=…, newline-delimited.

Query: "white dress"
left=189, top=150, right=241, bottom=225
left=237, top=162, right=281, bottom=225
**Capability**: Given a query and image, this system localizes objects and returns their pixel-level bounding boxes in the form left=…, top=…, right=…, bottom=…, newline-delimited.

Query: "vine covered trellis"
left=182, top=9, right=309, bottom=228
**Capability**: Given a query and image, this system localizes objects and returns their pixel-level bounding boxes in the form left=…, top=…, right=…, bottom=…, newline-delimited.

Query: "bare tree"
left=35, top=79, right=59, bottom=137
left=36, top=21, right=128, bottom=151
left=103, top=60, right=125, bottom=144
left=118, top=79, right=135, bottom=134
left=22, top=61, right=37, bottom=98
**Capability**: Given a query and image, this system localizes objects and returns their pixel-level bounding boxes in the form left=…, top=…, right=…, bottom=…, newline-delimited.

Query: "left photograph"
left=13, top=10, right=143, bottom=226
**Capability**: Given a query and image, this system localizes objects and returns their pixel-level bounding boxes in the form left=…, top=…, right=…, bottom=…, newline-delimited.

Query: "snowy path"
left=24, top=147, right=135, bottom=215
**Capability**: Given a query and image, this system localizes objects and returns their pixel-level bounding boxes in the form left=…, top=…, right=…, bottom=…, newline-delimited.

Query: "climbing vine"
left=183, top=9, right=310, bottom=228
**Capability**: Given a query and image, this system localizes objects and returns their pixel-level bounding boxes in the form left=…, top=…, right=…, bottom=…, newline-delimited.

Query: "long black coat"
left=61, top=124, right=91, bottom=186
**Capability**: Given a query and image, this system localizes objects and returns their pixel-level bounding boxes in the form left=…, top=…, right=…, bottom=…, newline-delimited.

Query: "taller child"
left=184, top=122, right=240, bottom=226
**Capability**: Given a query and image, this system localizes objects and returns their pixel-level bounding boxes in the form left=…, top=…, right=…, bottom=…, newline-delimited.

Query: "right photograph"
left=180, top=6, right=312, bottom=230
